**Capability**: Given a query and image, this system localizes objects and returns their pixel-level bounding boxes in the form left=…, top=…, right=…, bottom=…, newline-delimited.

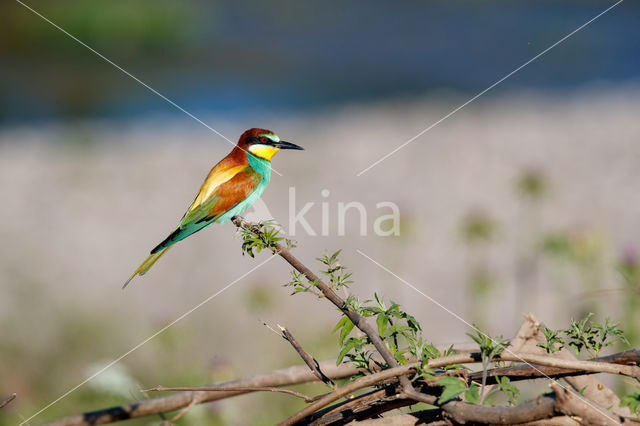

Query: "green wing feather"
left=124, top=163, right=267, bottom=288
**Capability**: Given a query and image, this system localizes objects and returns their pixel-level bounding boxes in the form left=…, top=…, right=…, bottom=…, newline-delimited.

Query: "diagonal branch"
left=0, top=393, right=16, bottom=409
left=279, top=325, right=335, bottom=387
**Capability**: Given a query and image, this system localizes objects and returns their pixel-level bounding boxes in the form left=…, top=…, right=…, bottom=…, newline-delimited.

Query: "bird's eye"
left=260, top=136, right=269, bottom=144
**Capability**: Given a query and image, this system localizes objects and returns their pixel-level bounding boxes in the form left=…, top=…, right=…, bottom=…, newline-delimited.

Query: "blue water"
left=1, top=0, right=639, bottom=124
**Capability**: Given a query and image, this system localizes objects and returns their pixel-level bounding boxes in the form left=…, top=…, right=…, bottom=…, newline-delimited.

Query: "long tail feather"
left=123, top=246, right=171, bottom=289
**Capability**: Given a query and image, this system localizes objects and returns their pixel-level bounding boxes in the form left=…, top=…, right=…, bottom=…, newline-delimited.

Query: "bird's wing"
left=180, top=166, right=262, bottom=226
left=125, top=161, right=263, bottom=287
left=150, top=166, right=262, bottom=254
left=185, top=163, right=249, bottom=216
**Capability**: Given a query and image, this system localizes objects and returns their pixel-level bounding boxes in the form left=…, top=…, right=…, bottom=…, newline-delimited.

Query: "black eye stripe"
left=247, top=136, right=275, bottom=145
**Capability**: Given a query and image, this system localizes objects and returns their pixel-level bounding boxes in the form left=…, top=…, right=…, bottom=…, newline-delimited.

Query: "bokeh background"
left=2, top=1, right=640, bottom=424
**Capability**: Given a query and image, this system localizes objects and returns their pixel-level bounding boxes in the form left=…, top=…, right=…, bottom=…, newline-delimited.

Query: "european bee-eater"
left=123, top=128, right=303, bottom=288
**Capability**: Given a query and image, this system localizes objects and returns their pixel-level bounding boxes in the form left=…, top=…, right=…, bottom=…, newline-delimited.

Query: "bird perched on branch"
left=123, top=128, right=303, bottom=288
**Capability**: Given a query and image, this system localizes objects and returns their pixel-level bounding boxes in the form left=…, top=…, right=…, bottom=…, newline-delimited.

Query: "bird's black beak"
left=275, top=140, right=304, bottom=150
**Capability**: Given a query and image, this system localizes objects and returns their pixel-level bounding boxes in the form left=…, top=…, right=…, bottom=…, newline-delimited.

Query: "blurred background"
left=1, top=0, right=640, bottom=424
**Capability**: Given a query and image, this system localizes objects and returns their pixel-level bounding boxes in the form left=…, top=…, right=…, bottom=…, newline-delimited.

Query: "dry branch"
left=161, top=396, right=196, bottom=426
left=0, top=393, right=16, bottom=409
left=279, top=325, right=335, bottom=387
left=472, top=349, right=640, bottom=384
left=550, top=383, right=621, bottom=426
left=147, top=385, right=322, bottom=403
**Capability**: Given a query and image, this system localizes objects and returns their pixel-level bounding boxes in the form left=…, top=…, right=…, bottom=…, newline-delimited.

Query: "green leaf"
left=337, top=338, right=359, bottom=365
left=339, top=318, right=355, bottom=345
left=495, top=376, right=520, bottom=405
left=406, top=314, right=421, bottom=332
left=621, top=392, right=640, bottom=414
left=374, top=293, right=386, bottom=310
left=394, top=350, right=408, bottom=364
left=464, top=383, right=480, bottom=404
left=333, top=316, right=349, bottom=333
left=423, top=343, right=441, bottom=360
left=437, top=376, right=467, bottom=404
left=376, top=313, right=388, bottom=337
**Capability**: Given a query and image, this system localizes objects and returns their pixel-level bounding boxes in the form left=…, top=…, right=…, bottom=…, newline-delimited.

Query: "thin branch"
left=430, top=351, right=640, bottom=378
left=279, top=325, right=335, bottom=387
left=472, top=349, right=640, bottom=385
left=147, top=386, right=322, bottom=403
left=162, top=396, right=196, bottom=426
left=0, top=393, right=16, bottom=409
left=135, top=383, right=168, bottom=423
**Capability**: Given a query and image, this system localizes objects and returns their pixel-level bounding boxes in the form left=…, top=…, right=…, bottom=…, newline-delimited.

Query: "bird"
left=123, top=128, right=303, bottom=288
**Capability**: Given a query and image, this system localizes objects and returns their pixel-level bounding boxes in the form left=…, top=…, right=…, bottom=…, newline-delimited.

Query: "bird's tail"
left=123, top=246, right=172, bottom=289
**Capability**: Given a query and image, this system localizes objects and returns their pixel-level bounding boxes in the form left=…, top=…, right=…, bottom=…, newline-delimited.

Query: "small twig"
left=261, top=320, right=282, bottom=337
left=135, top=383, right=168, bottom=423
left=0, top=393, right=16, bottom=409
left=162, top=396, right=197, bottom=426
left=279, top=325, right=335, bottom=387
left=147, top=386, right=322, bottom=403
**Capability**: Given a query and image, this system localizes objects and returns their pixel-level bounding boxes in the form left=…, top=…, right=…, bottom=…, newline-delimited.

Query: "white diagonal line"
left=13, top=0, right=284, bottom=177
left=18, top=254, right=276, bottom=425
left=356, top=0, right=624, bottom=176
left=356, top=249, right=619, bottom=424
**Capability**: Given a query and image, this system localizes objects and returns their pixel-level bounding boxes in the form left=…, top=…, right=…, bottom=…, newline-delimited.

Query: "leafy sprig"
left=237, top=220, right=290, bottom=257
left=467, top=328, right=508, bottom=403
left=284, top=270, right=322, bottom=297
left=537, top=314, right=629, bottom=357
left=317, top=250, right=353, bottom=290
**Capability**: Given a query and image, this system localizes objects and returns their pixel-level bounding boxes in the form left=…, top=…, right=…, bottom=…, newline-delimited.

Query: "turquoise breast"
left=216, top=153, right=271, bottom=223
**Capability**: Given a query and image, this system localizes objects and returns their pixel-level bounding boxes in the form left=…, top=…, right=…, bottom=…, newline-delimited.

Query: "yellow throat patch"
left=248, top=144, right=279, bottom=160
